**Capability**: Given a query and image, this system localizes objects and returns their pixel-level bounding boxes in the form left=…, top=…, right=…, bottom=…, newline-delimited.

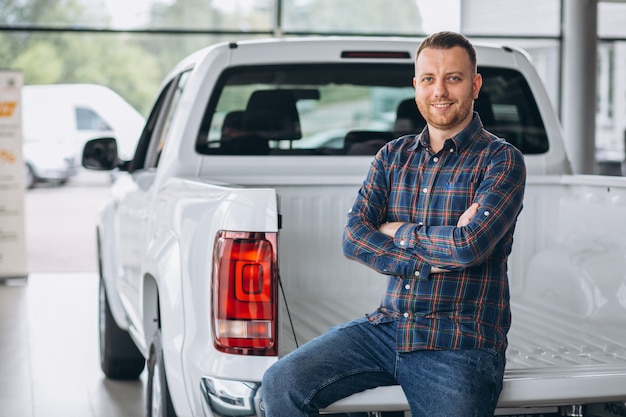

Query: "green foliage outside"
left=0, top=0, right=423, bottom=115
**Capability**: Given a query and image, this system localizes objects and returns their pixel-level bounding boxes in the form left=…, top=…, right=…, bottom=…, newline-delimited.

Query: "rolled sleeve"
left=393, top=222, right=420, bottom=249
left=373, top=253, right=430, bottom=279
left=390, top=223, right=432, bottom=279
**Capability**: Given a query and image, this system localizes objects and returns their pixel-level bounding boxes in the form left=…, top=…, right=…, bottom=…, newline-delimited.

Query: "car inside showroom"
left=1, top=1, right=626, bottom=417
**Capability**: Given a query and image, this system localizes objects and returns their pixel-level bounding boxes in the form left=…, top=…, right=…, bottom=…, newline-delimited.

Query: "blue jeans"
left=262, top=317, right=505, bottom=417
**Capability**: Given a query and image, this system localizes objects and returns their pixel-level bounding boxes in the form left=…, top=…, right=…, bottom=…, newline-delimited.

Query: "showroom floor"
left=0, top=171, right=144, bottom=417
left=0, top=273, right=145, bottom=417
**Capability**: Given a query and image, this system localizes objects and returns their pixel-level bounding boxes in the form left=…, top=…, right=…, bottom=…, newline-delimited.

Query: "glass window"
left=196, top=64, right=414, bottom=156
left=127, top=70, right=192, bottom=171
left=596, top=43, right=614, bottom=128
left=599, top=2, right=626, bottom=38
left=478, top=67, right=549, bottom=155
left=195, top=63, right=549, bottom=156
left=460, top=0, right=560, bottom=37
left=143, top=70, right=192, bottom=168
left=281, top=0, right=425, bottom=35
left=75, top=106, right=112, bottom=131
left=155, top=71, right=191, bottom=155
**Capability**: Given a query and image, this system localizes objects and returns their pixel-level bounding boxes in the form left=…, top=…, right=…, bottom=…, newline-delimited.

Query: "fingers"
left=457, top=202, right=480, bottom=227
left=378, top=221, right=403, bottom=238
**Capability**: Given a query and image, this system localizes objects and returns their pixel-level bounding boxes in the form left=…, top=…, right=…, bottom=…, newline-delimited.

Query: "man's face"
left=413, top=46, right=482, bottom=136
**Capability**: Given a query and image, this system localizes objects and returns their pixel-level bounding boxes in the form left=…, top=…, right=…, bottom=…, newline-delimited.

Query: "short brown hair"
left=416, top=31, right=477, bottom=71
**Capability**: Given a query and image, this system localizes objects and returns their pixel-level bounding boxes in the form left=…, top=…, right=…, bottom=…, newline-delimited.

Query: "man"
left=262, top=31, right=526, bottom=417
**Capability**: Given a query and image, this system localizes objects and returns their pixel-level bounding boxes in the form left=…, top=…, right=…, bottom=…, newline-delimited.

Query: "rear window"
left=196, top=64, right=548, bottom=156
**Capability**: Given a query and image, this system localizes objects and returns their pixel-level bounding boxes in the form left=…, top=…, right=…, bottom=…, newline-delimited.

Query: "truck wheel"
left=147, top=329, right=177, bottom=417
left=99, top=277, right=145, bottom=379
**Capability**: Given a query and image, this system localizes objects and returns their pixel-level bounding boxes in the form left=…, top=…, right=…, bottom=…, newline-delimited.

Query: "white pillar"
left=561, top=0, right=598, bottom=174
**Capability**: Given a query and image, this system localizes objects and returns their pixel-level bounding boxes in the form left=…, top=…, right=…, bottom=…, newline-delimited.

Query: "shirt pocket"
left=439, top=181, right=479, bottom=218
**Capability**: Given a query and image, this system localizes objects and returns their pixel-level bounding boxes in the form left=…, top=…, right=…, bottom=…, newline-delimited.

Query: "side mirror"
left=82, top=137, right=120, bottom=171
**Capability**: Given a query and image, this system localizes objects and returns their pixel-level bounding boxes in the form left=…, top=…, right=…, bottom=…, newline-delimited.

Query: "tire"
left=146, top=329, right=177, bottom=417
left=98, top=265, right=145, bottom=379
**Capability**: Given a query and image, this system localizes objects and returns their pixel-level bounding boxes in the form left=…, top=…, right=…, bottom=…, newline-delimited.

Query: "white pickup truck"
left=83, top=37, right=626, bottom=417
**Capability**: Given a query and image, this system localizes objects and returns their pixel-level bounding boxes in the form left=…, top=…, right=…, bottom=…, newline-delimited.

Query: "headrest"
left=221, top=110, right=246, bottom=140
left=394, top=99, right=426, bottom=136
left=243, top=90, right=302, bottom=140
left=344, top=130, right=396, bottom=155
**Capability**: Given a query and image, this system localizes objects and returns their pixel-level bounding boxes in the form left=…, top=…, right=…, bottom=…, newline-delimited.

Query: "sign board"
left=0, top=71, right=28, bottom=280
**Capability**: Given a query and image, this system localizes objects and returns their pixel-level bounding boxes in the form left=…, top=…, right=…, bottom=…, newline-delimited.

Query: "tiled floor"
left=0, top=273, right=145, bottom=417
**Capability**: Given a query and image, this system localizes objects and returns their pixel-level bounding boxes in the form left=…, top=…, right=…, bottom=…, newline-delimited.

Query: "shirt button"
left=400, top=240, right=406, bottom=246
left=483, top=210, right=490, bottom=216
left=449, top=148, right=455, bottom=153
left=422, top=187, right=428, bottom=193
left=403, top=312, right=410, bottom=318
left=432, top=157, right=439, bottom=162
left=418, top=221, right=424, bottom=226
left=414, top=271, right=420, bottom=277
left=404, top=284, right=411, bottom=290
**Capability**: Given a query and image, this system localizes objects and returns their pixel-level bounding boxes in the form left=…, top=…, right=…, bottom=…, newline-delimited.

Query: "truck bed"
left=501, top=300, right=626, bottom=408
left=276, top=295, right=626, bottom=413
left=273, top=174, right=626, bottom=413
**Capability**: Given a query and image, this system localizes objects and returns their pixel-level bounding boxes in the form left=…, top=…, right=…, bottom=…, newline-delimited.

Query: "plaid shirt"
left=343, top=113, right=526, bottom=354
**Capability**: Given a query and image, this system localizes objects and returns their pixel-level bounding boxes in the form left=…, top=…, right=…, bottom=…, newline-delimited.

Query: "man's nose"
left=434, top=80, right=448, bottom=98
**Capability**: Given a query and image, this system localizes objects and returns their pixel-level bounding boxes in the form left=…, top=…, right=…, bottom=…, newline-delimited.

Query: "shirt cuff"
left=393, top=222, right=420, bottom=249
left=405, top=257, right=431, bottom=280
left=415, top=262, right=432, bottom=280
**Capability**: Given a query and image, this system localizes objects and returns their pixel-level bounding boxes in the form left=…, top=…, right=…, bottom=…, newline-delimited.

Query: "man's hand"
left=457, top=203, right=479, bottom=227
left=379, top=202, right=479, bottom=238
left=378, top=203, right=480, bottom=274
left=378, top=221, right=404, bottom=238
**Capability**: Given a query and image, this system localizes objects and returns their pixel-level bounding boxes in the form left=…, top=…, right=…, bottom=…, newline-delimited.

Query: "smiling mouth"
left=432, top=103, right=452, bottom=110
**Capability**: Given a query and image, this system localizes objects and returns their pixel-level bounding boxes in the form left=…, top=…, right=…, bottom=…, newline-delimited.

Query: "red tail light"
left=212, top=231, right=278, bottom=356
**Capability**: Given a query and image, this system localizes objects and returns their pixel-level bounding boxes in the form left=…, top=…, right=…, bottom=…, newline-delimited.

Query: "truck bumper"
left=200, top=377, right=264, bottom=417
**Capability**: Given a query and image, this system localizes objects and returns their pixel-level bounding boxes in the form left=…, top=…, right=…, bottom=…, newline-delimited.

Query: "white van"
left=22, top=84, right=144, bottom=187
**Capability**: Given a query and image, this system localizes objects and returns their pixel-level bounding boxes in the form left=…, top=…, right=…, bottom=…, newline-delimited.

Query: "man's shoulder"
left=477, top=129, right=524, bottom=156
left=390, top=133, right=420, bottom=146
left=384, top=134, right=421, bottom=154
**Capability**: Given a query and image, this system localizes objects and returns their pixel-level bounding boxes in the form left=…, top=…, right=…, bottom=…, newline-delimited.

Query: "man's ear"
left=413, top=77, right=417, bottom=88
left=473, top=73, right=483, bottom=99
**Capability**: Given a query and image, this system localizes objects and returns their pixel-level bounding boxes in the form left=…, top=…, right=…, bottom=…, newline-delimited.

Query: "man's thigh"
left=264, top=317, right=398, bottom=412
left=396, top=349, right=506, bottom=417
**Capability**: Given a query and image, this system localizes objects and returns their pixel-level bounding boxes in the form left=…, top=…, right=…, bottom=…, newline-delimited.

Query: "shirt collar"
left=415, top=111, right=484, bottom=154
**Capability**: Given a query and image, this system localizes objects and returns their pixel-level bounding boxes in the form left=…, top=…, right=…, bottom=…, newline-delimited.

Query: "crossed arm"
left=342, top=141, right=526, bottom=278
left=378, top=203, right=479, bottom=273
left=378, top=202, right=479, bottom=237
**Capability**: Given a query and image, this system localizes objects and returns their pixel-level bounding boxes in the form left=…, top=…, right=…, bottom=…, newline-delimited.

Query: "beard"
left=417, top=99, right=474, bottom=132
